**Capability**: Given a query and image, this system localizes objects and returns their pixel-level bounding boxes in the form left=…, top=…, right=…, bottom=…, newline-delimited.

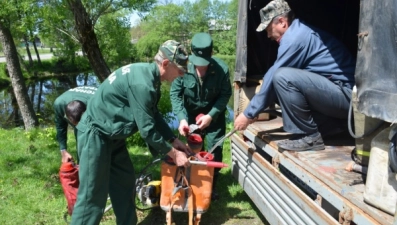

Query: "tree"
left=134, top=0, right=238, bottom=58
left=210, top=0, right=238, bottom=55
left=39, top=0, right=155, bottom=82
left=39, top=1, right=80, bottom=61
left=135, top=3, right=185, bottom=60
left=63, top=0, right=110, bottom=81
left=95, top=10, right=136, bottom=70
left=0, top=16, right=39, bottom=129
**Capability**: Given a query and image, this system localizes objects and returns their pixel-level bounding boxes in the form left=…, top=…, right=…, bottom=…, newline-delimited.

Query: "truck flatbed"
left=231, top=117, right=394, bottom=224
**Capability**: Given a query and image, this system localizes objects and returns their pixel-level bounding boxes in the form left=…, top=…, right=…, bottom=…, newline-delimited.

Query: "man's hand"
left=178, top=119, right=189, bottom=136
left=172, top=138, right=195, bottom=156
left=171, top=138, right=192, bottom=155
left=167, top=148, right=190, bottom=167
left=234, top=113, right=255, bottom=131
left=60, top=150, right=73, bottom=163
left=196, top=114, right=212, bottom=130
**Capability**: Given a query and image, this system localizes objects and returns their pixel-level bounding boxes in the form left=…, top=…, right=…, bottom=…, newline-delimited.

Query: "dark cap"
left=189, top=33, right=213, bottom=66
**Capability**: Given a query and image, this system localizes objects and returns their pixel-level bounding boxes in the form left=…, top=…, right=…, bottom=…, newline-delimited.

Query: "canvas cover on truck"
left=355, top=0, right=397, bottom=123
left=235, top=0, right=359, bottom=89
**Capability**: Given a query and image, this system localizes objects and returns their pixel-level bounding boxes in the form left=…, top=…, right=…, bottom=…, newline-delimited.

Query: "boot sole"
left=278, top=144, right=325, bottom=152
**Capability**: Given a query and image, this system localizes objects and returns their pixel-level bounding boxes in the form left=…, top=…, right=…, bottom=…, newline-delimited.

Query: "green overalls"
left=170, top=57, right=232, bottom=178
left=54, top=86, right=97, bottom=153
left=71, top=63, right=175, bottom=225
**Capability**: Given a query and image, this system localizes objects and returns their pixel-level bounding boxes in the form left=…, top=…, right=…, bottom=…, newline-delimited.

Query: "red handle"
left=205, top=161, right=228, bottom=168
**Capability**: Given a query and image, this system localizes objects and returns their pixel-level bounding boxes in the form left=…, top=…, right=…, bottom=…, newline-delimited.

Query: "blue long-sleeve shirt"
left=244, top=19, right=356, bottom=119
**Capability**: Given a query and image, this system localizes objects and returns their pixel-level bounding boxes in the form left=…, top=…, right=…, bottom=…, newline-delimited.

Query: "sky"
left=129, top=13, right=141, bottom=27
left=128, top=0, right=231, bottom=26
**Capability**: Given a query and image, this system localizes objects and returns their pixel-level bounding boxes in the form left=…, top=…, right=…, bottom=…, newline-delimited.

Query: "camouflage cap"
left=159, top=40, right=189, bottom=72
left=256, top=0, right=291, bottom=32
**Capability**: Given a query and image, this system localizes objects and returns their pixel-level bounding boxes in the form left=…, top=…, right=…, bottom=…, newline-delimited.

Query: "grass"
left=0, top=125, right=268, bottom=225
left=0, top=48, right=53, bottom=57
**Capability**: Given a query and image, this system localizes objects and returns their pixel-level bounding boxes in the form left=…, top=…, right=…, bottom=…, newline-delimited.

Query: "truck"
left=231, top=0, right=397, bottom=224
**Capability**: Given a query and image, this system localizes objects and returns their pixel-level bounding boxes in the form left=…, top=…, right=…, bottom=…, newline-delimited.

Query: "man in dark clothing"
left=71, top=40, right=191, bottom=225
left=170, top=33, right=232, bottom=200
left=234, top=0, right=355, bottom=151
left=54, top=86, right=97, bottom=163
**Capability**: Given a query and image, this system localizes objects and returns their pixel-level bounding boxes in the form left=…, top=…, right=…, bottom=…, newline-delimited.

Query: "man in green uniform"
left=71, top=40, right=191, bottom=225
left=170, top=33, right=232, bottom=200
left=54, top=86, right=97, bottom=163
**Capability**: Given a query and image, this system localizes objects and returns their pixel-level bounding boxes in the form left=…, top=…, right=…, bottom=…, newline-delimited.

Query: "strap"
left=185, top=166, right=193, bottom=225
left=169, top=167, right=194, bottom=225
left=188, top=186, right=193, bottom=225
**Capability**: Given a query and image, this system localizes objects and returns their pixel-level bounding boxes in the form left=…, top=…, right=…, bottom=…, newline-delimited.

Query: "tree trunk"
left=0, top=21, right=39, bottom=130
left=71, top=74, right=78, bottom=87
left=84, top=73, right=88, bottom=85
left=23, top=35, right=33, bottom=67
left=37, top=80, right=43, bottom=114
left=66, top=0, right=110, bottom=82
left=10, top=88, right=20, bottom=127
left=30, top=82, right=35, bottom=107
left=32, top=36, right=42, bottom=66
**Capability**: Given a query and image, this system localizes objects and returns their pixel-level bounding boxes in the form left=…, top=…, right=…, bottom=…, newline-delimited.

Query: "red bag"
left=59, top=162, right=79, bottom=215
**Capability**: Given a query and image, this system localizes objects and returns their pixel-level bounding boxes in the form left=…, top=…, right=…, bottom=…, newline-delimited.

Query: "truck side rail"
left=231, top=121, right=391, bottom=225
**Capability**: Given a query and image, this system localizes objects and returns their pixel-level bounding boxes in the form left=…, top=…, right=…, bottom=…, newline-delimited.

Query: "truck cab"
left=232, top=0, right=397, bottom=224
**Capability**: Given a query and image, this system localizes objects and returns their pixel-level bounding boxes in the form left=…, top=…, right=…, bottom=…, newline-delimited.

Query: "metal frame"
left=231, top=130, right=384, bottom=225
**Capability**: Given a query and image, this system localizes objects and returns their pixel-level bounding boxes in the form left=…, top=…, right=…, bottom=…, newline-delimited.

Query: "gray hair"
left=154, top=52, right=166, bottom=65
left=271, top=11, right=295, bottom=26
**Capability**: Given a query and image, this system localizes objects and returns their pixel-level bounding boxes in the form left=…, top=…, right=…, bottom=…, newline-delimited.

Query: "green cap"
left=256, top=0, right=291, bottom=32
left=189, top=33, right=213, bottom=66
left=159, top=40, right=189, bottom=72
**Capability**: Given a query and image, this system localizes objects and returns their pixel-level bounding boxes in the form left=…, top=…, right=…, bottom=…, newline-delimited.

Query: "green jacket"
left=54, top=86, right=97, bottom=150
left=81, top=62, right=175, bottom=155
left=170, top=57, right=232, bottom=122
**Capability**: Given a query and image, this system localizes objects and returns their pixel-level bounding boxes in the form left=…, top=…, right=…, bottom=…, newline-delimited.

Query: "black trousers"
left=272, top=67, right=352, bottom=135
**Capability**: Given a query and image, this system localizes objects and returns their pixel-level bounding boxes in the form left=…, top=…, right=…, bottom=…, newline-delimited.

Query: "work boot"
left=277, top=132, right=325, bottom=151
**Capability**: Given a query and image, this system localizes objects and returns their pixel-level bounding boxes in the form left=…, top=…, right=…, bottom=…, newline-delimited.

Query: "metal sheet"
left=231, top=135, right=339, bottom=225
left=233, top=121, right=393, bottom=224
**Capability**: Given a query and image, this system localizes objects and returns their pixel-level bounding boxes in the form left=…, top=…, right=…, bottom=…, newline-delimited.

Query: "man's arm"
left=244, top=42, right=305, bottom=119
left=170, top=77, right=190, bottom=135
left=170, top=77, right=188, bottom=122
left=128, top=85, right=180, bottom=155
left=207, top=67, right=232, bottom=121
left=54, top=102, right=68, bottom=151
left=54, top=101, right=74, bottom=162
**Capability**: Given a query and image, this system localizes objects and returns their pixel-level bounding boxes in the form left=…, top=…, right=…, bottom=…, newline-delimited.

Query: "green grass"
left=0, top=48, right=53, bottom=57
left=0, top=125, right=267, bottom=225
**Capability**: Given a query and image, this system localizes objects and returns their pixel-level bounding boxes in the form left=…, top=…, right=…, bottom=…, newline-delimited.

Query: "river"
left=0, top=73, right=233, bottom=128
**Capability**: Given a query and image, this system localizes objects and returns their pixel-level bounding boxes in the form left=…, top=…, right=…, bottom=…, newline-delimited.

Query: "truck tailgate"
left=231, top=117, right=393, bottom=224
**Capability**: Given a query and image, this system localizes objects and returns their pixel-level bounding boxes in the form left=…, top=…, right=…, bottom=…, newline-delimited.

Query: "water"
left=0, top=73, right=100, bottom=127
left=0, top=73, right=233, bottom=128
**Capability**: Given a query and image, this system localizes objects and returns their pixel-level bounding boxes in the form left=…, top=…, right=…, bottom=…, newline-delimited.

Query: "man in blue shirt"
left=234, top=0, right=355, bottom=151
